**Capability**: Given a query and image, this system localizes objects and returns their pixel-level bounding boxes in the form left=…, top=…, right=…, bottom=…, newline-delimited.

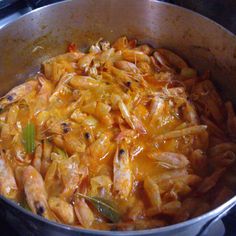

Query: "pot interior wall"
left=0, top=0, right=236, bottom=103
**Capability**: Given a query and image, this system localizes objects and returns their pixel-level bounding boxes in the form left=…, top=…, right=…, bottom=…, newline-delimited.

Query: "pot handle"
left=196, top=198, right=236, bottom=236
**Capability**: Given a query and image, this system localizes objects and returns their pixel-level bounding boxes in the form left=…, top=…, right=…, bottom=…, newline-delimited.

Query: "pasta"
left=0, top=36, right=235, bottom=231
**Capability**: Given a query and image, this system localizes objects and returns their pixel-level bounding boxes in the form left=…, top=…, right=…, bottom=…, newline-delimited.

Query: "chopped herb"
left=76, top=193, right=121, bottom=223
left=22, top=122, right=35, bottom=154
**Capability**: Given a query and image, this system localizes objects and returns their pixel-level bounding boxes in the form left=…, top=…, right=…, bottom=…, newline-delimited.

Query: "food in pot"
left=0, top=36, right=235, bottom=230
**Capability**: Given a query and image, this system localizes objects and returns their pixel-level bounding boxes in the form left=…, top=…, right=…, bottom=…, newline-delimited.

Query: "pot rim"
left=0, top=0, right=236, bottom=39
left=0, top=0, right=236, bottom=234
left=1, top=194, right=236, bottom=235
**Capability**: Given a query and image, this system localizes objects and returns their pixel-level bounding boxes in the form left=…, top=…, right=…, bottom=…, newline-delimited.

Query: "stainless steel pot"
left=0, top=0, right=18, bottom=9
left=0, top=0, right=236, bottom=235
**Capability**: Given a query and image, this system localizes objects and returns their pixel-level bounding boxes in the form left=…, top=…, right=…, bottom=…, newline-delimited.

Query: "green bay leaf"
left=76, top=193, right=121, bottom=223
left=22, top=122, right=35, bottom=154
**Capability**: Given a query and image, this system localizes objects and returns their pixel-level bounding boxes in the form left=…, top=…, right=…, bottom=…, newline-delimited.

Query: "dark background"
left=0, top=0, right=236, bottom=34
left=0, top=0, right=236, bottom=235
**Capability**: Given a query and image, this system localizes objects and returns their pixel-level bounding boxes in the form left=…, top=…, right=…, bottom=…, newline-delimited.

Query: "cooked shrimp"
left=74, top=198, right=94, bottom=228
left=44, top=161, right=58, bottom=193
left=155, top=125, right=207, bottom=140
left=59, top=157, right=88, bottom=200
left=12, top=133, right=30, bottom=164
left=34, top=74, right=53, bottom=113
left=112, top=36, right=129, bottom=50
left=149, top=152, right=189, bottom=169
left=23, top=165, right=50, bottom=217
left=41, top=140, right=53, bottom=176
left=0, top=151, right=18, bottom=199
left=144, top=177, right=161, bottom=209
left=77, top=53, right=95, bottom=71
left=90, top=175, right=113, bottom=197
left=131, top=115, right=147, bottom=134
left=118, top=99, right=135, bottom=129
left=150, top=96, right=165, bottom=118
left=135, top=44, right=153, bottom=55
left=69, top=75, right=101, bottom=90
left=123, top=49, right=151, bottom=63
left=127, top=200, right=144, bottom=221
left=110, top=66, right=132, bottom=84
left=156, top=49, right=188, bottom=70
left=98, top=48, right=115, bottom=64
left=7, top=104, right=19, bottom=128
left=115, top=128, right=138, bottom=143
left=114, top=61, right=139, bottom=73
left=0, top=80, right=38, bottom=110
left=49, top=73, right=75, bottom=102
left=89, top=133, right=111, bottom=161
left=1, top=117, right=16, bottom=142
left=49, top=197, right=75, bottom=224
left=153, top=51, right=174, bottom=72
left=32, top=142, right=43, bottom=173
left=63, top=133, right=86, bottom=154
left=113, top=145, right=132, bottom=199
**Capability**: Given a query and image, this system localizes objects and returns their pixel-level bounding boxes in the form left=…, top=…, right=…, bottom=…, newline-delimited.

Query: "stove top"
left=0, top=1, right=236, bottom=235
left=0, top=0, right=65, bottom=28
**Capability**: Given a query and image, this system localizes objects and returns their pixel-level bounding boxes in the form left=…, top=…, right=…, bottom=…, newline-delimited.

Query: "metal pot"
left=0, top=0, right=18, bottom=9
left=0, top=0, right=236, bottom=235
